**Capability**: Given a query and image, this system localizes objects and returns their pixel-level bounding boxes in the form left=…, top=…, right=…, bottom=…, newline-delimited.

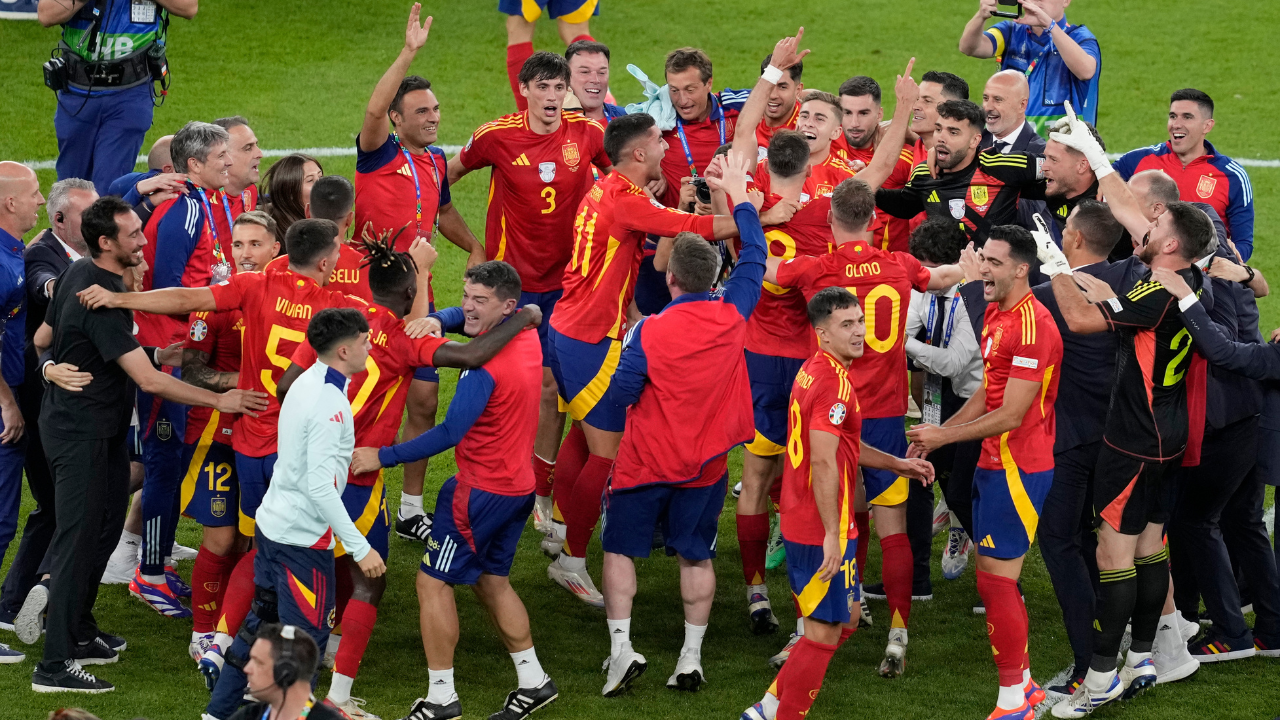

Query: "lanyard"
left=397, top=136, right=442, bottom=237
left=260, top=698, right=315, bottom=720
left=193, top=186, right=227, bottom=265
left=219, top=189, right=246, bottom=237
left=1023, top=21, right=1066, bottom=78
left=674, top=108, right=726, bottom=179
left=926, top=292, right=960, bottom=349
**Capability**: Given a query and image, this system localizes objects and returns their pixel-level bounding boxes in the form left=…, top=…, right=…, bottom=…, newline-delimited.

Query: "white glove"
left=1048, top=100, right=1113, bottom=181
left=1032, top=214, right=1072, bottom=277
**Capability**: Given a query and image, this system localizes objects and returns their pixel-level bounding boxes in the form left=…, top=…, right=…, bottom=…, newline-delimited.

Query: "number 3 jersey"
left=182, top=309, right=243, bottom=446
left=209, top=269, right=368, bottom=458
left=774, top=239, right=932, bottom=419
left=1096, top=268, right=1203, bottom=462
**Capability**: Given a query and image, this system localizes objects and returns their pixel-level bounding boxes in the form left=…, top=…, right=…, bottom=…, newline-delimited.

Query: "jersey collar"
left=318, top=361, right=349, bottom=393
left=836, top=238, right=874, bottom=258
left=0, top=227, right=22, bottom=255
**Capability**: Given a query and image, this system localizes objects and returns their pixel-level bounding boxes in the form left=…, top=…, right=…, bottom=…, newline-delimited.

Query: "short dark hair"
left=1068, top=200, right=1124, bottom=258
left=285, top=219, right=339, bottom=267
left=761, top=53, right=802, bottom=82
left=307, top=308, right=369, bottom=356
left=1170, top=88, right=1214, bottom=118
left=830, top=178, right=877, bottom=233
left=464, top=261, right=522, bottom=302
left=565, top=40, right=611, bottom=63
left=308, top=176, right=354, bottom=224
left=1164, top=201, right=1214, bottom=260
left=80, top=196, right=133, bottom=258
left=767, top=130, right=811, bottom=180
left=808, top=287, right=860, bottom=327
left=922, top=71, right=969, bottom=100
left=667, top=233, right=721, bottom=294
left=986, top=225, right=1038, bottom=267
left=390, top=76, right=432, bottom=118
left=519, top=51, right=571, bottom=86
left=212, top=115, right=249, bottom=131
left=603, top=113, right=656, bottom=166
left=665, top=48, right=713, bottom=83
left=909, top=220, right=966, bottom=265
left=838, top=75, right=881, bottom=104
left=937, top=99, right=984, bottom=130
left=255, top=624, right=319, bottom=690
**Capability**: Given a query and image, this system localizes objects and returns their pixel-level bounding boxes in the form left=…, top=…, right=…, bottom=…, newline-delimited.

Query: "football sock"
left=881, top=533, right=913, bottom=629
left=996, top=682, right=1025, bottom=711
left=795, top=616, right=805, bottom=637
left=142, top=571, right=166, bottom=585
left=191, top=547, right=236, bottom=633
left=976, top=570, right=1027, bottom=687
left=564, top=454, right=613, bottom=557
left=1131, top=548, right=1169, bottom=654
left=1018, top=591, right=1031, bottom=672
left=215, top=549, right=257, bottom=636
left=1156, top=611, right=1183, bottom=652
left=506, top=42, right=534, bottom=112
left=768, top=476, right=782, bottom=507
left=1090, top=566, right=1137, bottom=674
left=399, top=492, right=423, bottom=518
left=552, top=425, right=588, bottom=523
left=607, top=617, right=631, bottom=656
left=737, top=513, right=769, bottom=585
left=682, top=621, right=707, bottom=656
left=854, top=512, right=870, bottom=583
left=1124, top=650, right=1152, bottom=669
left=511, top=647, right=547, bottom=688
left=558, top=554, right=587, bottom=572
left=328, top=672, right=354, bottom=706
left=533, top=454, right=555, bottom=498
left=759, top=690, right=780, bottom=719
left=775, top=637, right=837, bottom=720
left=333, top=599, right=376, bottom=680
left=427, top=667, right=456, bottom=704
left=838, top=626, right=855, bottom=647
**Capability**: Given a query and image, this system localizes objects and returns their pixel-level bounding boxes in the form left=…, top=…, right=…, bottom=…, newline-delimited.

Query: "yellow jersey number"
left=205, top=461, right=232, bottom=492
left=541, top=187, right=556, bottom=215
left=261, top=324, right=306, bottom=397
left=1164, top=327, right=1192, bottom=386
left=843, top=284, right=902, bottom=354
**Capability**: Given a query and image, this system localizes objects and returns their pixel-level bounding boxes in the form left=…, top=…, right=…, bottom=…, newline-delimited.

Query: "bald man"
left=106, top=135, right=186, bottom=226
left=980, top=70, right=1044, bottom=155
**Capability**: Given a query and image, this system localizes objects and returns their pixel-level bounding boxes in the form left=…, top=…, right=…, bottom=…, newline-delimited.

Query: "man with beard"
left=833, top=76, right=915, bottom=253
left=210, top=117, right=264, bottom=240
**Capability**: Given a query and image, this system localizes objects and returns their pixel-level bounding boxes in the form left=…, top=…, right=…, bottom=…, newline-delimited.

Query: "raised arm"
left=38, top=0, right=86, bottom=26
left=1022, top=1, right=1096, bottom=80
left=155, top=0, right=198, bottom=20
left=730, top=29, right=811, bottom=156
left=958, top=0, right=999, bottom=57
left=78, top=285, right=216, bottom=315
left=1049, top=102, right=1148, bottom=241
left=360, top=3, right=432, bottom=154
left=856, top=59, right=918, bottom=192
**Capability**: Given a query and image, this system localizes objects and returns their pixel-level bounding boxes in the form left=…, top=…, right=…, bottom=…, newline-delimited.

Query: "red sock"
left=552, top=425, right=588, bottom=520
left=333, top=598, right=377, bottom=678
left=1018, top=590, right=1031, bottom=672
left=776, top=637, right=838, bottom=720
left=737, top=513, right=769, bottom=586
left=569, top=33, right=595, bottom=44
left=564, top=454, right=612, bottom=557
left=768, top=475, right=782, bottom=508
left=854, top=512, right=870, bottom=584
left=533, top=455, right=555, bottom=498
left=977, top=570, right=1028, bottom=686
left=881, top=533, right=913, bottom=629
left=191, top=547, right=235, bottom=633
left=216, top=548, right=257, bottom=635
left=838, top=626, right=855, bottom=648
left=506, top=42, right=535, bottom=111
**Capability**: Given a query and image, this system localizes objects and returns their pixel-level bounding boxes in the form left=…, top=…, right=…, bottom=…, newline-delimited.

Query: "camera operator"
left=38, top=0, right=199, bottom=194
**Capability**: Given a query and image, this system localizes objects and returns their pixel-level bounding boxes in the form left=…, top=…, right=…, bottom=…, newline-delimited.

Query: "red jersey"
left=456, top=111, right=609, bottom=292
left=457, top=330, right=543, bottom=495
left=209, top=185, right=260, bottom=247
left=774, top=239, right=932, bottom=418
left=182, top=309, right=243, bottom=446
left=326, top=243, right=374, bottom=302
left=291, top=303, right=448, bottom=486
left=833, top=138, right=916, bottom=253
left=779, top=350, right=862, bottom=546
left=752, top=153, right=855, bottom=201
left=754, top=102, right=801, bottom=158
left=978, top=292, right=1062, bottom=474
left=658, top=90, right=748, bottom=207
left=552, top=172, right=717, bottom=344
left=208, top=269, right=367, bottom=458
left=354, top=134, right=450, bottom=250
left=745, top=196, right=833, bottom=360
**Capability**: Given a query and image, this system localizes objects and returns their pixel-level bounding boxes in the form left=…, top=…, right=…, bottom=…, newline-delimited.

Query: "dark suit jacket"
left=23, top=230, right=74, bottom=381
left=982, top=121, right=1052, bottom=244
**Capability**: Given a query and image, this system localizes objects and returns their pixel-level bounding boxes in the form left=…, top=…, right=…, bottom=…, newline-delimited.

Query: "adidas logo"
left=979, top=535, right=996, bottom=549
left=432, top=679, right=447, bottom=685
left=517, top=660, right=529, bottom=665
left=512, top=153, right=531, bottom=166
left=1159, top=624, right=1173, bottom=631
left=612, top=628, right=625, bottom=634
left=397, top=164, right=413, bottom=177
left=927, top=190, right=940, bottom=203
left=329, top=412, right=344, bottom=423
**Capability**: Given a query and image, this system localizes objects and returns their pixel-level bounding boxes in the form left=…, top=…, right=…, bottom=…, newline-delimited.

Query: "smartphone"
left=993, top=0, right=1023, bottom=19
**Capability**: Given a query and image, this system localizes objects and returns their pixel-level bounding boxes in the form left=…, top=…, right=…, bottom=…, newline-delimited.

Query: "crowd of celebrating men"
left=0, top=0, right=1272, bottom=719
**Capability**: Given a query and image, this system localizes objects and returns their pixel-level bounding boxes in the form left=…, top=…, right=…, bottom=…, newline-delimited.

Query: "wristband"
left=760, top=65, right=784, bottom=85
left=1243, top=265, right=1256, bottom=285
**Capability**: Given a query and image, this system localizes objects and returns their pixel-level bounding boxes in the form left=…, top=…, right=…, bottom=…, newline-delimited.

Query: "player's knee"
left=201, top=526, right=236, bottom=556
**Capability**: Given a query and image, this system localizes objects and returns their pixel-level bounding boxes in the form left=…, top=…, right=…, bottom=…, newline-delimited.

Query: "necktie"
left=995, top=141, right=1010, bottom=154
left=930, top=296, right=947, bottom=347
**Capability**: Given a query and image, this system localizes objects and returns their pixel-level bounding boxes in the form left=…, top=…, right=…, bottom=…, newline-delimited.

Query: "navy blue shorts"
left=861, top=417, right=909, bottom=506
left=181, top=439, right=238, bottom=527
left=126, top=425, right=142, bottom=461
left=520, top=289, right=563, bottom=368
left=972, top=465, right=1054, bottom=559
left=235, top=452, right=277, bottom=536
left=784, top=538, right=860, bottom=624
left=601, top=476, right=728, bottom=560
left=336, top=477, right=390, bottom=561
left=548, top=325, right=626, bottom=432
left=744, top=351, right=805, bottom=457
left=254, top=531, right=337, bottom=642
left=421, top=477, right=534, bottom=585
left=498, top=0, right=599, bottom=21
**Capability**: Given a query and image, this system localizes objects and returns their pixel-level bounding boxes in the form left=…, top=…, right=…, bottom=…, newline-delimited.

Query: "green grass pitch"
left=0, top=1, right=1277, bottom=718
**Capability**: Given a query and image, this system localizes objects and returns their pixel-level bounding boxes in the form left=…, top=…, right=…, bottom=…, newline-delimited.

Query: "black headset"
left=274, top=625, right=301, bottom=689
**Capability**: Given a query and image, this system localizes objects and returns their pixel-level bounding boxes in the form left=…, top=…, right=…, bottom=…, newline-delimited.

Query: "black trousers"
left=0, top=380, right=56, bottom=615
left=1169, top=417, right=1276, bottom=639
left=1040, top=440, right=1102, bottom=671
left=905, top=385, right=979, bottom=589
left=1221, top=464, right=1280, bottom=640
left=40, top=431, right=130, bottom=667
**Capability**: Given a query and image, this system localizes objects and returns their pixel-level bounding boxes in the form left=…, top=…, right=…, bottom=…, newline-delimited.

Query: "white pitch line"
left=19, top=146, right=1280, bottom=171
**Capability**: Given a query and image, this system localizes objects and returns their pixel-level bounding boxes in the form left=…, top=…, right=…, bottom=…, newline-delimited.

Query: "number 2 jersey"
left=774, top=239, right=932, bottom=418
left=208, top=269, right=367, bottom=458
left=182, top=309, right=243, bottom=446
left=745, top=195, right=834, bottom=360
left=780, top=350, right=862, bottom=546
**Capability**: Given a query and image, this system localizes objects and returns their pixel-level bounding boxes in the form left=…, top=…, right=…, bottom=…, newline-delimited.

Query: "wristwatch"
left=1242, top=265, right=1256, bottom=285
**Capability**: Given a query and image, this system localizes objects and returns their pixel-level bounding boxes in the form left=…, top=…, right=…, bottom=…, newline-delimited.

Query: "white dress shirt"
left=904, top=286, right=983, bottom=399
left=991, top=122, right=1025, bottom=153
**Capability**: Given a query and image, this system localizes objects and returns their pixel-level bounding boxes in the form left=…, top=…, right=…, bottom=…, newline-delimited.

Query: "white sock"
left=1084, top=667, right=1115, bottom=692
left=795, top=617, right=805, bottom=636
left=1157, top=612, right=1181, bottom=644
left=759, top=691, right=779, bottom=719
left=120, top=530, right=141, bottom=546
left=1124, top=650, right=1151, bottom=668
left=996, top=682, right=1024, bottom=710
left=192, top=631, right=204, bottom=642
left=328, top=672, right=354, bottom=705
left=213, top=632, right=234, bottom=651
left=607, top=618, right=631, bottom=656
left=682, top=622, right=707, bottom=656
left=1022, top=668, right=1031, bottom=685
left=142, top=572, right=166, bottom=585
left=164, top=556, right=174, bottom=568
left=426, top=668, right=456, bottom=704
left=400, top=493, right=423, bottom=518
left=510, top=647, right=546, bottom=689
left=558, top=554, right=586, bottom=572
left=747, top=583, right=769, bottom=599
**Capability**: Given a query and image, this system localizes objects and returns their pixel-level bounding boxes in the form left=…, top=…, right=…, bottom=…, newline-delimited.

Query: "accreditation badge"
left=923, top=375, right=943, bottom=427
left=131, top=0, right=157, bottom=23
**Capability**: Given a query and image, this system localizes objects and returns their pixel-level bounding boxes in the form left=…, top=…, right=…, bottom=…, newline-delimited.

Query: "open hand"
left=769, top=28, right=812, bottom=72
left=1074, top=272, right=1118, bottom=303
left=351, top=447, right=383, bottom=475
left=904, top=422, right=950, bottom=455
left=77, top=284, right=119, bottom=309
left=899, top=457, right=936, bottom=486
left=1151, top=266, right=1193, bottom=301
left=45, top=362, right=92, bottom=392
left=404, top=316, right=443, bottom=339
left=215, top=389, right=270, bottom=417
left=405, top=3, right=432, bottom=53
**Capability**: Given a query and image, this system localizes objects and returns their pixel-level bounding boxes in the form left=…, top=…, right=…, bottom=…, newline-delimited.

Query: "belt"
left=62, top=43, right=152, bottom=90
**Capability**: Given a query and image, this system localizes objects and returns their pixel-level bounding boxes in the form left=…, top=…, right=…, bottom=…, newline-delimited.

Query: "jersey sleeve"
left=619, top=195, right=717, bottom=239
left=981, top=152, right=1043, bottom=189
left=152, top=196, right=201, bottom=290
left=408, top=334, right=449, bottom=368
left=985, top=20, right=1017, bottom=60
left=183, top=312, right=216, bottom=353
left=590, top=126, right=611, bottom=171
left=717, top=88, right=751, bottom=113
left=1223, top=161, right=1255, bottom=260
left=355, top=134, right=399, bottom=174
left=807, top=371, right=852, bottom=438
left=290, top=339, right=318, bottom=369
left=207, top=271, right=262, bottom=312
left=1096, top=279, right=1176, bottom=332
left=875, top=187, right=925, bottom=220
left=885, top=147, right=915, bottom=188
left=430, top=147, right=453, bottom=207
left=457, top=125, right=497, bottom=170
left=895, top=251, right=932, bottom=292
left=613, top=318, right=650, bottom=408
left=774, top=255, right=824, bottom=290
left=1110, top=147, right=1154, bottom=181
